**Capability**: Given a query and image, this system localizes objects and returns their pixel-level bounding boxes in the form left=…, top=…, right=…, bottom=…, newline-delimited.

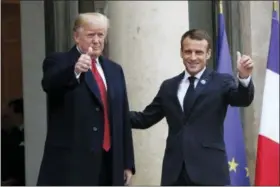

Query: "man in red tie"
left=37, top=12, right=135, bottom=186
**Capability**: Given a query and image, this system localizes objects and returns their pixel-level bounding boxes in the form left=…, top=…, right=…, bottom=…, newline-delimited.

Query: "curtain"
left=44, top=0, right=79, bottom=53
left=53, top=1, right=79, bottom=52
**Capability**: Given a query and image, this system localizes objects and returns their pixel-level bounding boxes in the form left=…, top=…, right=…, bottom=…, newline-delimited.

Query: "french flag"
left=255, top=4, right=279, bottom=186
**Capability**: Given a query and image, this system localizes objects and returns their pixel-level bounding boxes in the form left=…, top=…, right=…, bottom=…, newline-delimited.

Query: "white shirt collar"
left=183, top=67, right=206, bottom=82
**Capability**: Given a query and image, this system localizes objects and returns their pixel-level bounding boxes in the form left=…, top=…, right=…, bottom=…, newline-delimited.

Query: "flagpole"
left=273, top=1, right=277, bottom=11
left=219, top=1, right=223, bottom=14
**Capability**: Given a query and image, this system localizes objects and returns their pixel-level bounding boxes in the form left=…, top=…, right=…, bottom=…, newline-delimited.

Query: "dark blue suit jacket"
left=37, top=46, right=135, bottom=185
left=130, top=68, right=254, bottom=185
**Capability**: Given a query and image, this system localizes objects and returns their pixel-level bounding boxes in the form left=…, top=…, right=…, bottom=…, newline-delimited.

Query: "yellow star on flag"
left=245, top=167, right=249, bottom=177
left=228, top=157, right=239, bottom=172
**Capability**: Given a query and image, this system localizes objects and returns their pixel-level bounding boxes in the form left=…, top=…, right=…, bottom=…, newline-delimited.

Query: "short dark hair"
left=8, top=98, right=24, bottom=115
left=180, top=29, right=212, bottom=50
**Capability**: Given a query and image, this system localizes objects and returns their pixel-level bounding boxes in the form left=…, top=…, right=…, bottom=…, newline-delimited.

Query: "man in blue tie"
left=130, top=29, right=254, bottom=186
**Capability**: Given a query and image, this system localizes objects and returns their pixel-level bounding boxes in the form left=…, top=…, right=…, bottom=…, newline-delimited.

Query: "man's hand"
left=236, top=51, right=254, bottom=78
left=124, top=169, right=133, bottom=186
left=74, top=47, right=93, bottom=74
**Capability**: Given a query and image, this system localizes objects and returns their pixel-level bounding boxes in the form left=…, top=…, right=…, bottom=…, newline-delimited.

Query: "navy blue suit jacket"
left=130, top=68, right=254, bottom=185
left=37, top=46, right=135, bottom=186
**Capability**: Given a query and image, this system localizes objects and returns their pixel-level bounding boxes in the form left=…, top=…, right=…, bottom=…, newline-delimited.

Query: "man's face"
left=74, top=23, right=106, bottom=58
left=3, top=105, right=23, bottom=128
left=1, top=106, right=12, bottom=130
left=180, top=37, right=211, bottom=75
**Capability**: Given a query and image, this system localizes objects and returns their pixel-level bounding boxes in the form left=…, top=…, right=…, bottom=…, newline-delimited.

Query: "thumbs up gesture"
left=75, top=47, right=94, bottom=74
left=236, top=51, right=254, bottom=78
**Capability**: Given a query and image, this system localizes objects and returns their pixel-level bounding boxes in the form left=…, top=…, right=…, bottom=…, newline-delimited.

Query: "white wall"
left=20, top=1, right=47, bottom=185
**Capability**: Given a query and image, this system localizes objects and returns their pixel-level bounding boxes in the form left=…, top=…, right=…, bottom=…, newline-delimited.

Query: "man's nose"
left=190, top=53, right=197, bottom=60
left=92, top=35, right=99, bottom=43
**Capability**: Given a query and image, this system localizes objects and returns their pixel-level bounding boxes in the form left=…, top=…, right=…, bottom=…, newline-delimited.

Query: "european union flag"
left=216, top=3, right=251, bottom=186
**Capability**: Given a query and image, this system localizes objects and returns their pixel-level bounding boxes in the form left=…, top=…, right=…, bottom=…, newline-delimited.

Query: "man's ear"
left=206, top=49, right=212, bottom=60
left=73, top=31, right=79, bottom=44
left=180, top=48, right=183, bottom=59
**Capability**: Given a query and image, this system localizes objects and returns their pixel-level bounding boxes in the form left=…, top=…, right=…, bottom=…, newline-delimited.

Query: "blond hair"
left=73, top=12, right=109, bottom=33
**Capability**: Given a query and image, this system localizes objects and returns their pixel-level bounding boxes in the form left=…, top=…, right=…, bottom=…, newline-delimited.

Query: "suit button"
left=95, top=107, right=100, bottom=111
left=93, top=127, right=98, bottom=131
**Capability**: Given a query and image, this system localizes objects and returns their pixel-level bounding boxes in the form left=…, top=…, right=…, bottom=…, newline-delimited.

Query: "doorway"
left=1, top=0, right=25, bottom=186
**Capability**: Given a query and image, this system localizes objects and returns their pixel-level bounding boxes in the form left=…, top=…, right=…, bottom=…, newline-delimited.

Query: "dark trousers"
left=172, top=163, right=205, bottom=186
left=98, top=150, right=112, bottom=186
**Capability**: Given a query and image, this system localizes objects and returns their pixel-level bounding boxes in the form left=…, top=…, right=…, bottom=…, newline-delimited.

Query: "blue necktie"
left=183, top=76, right=196, bottom=116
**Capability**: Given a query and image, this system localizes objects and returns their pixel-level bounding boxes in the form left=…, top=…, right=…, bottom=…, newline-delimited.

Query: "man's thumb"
left=86, top=47, right=93, bottom=56
left=236, top=51, right=241, bottom=62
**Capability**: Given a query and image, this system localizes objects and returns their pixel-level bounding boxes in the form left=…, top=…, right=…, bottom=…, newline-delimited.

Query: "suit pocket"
left=202, top=142, right=225, bottom=152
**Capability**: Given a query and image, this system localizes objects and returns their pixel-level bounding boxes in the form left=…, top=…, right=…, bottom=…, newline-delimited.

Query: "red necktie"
left=91, top=59, right=111, bottom=151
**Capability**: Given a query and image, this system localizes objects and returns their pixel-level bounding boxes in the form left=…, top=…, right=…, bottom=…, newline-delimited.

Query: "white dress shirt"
left=177, top=67, right=251, bottom=111
left=75, top=46, right=107, bottom=89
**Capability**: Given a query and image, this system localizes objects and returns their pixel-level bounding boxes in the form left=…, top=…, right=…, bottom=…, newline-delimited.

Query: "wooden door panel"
left=1, top=1, right=23, bottom=106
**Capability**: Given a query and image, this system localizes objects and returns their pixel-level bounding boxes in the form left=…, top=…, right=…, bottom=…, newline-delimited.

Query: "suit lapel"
left=99, top=56, right=115, bottom=103
left=185, top=68, right=213, bottom=119
left=85, top=56, right=116, bottom=108
left=84, top=71, right=103, bottom=106
left=169, top=72, right=185, bottom=114
left=69, top=46, right=103, bottom=106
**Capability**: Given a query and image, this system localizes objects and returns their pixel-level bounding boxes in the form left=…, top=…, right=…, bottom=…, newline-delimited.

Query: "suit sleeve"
left=120, top=68, right=135, bottom=174
left=41, top=54, right=79, bottom=94
left=130, top=82, right=165, bottom=129
left=224, top=74, right=255, bottom=107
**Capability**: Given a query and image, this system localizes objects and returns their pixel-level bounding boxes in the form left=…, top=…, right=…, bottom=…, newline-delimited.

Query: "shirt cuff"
left=238, top=74, right=251, bottom=87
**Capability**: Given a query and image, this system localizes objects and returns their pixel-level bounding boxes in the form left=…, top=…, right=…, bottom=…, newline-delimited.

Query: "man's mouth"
left=187, top=62, right=198, bottom=66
